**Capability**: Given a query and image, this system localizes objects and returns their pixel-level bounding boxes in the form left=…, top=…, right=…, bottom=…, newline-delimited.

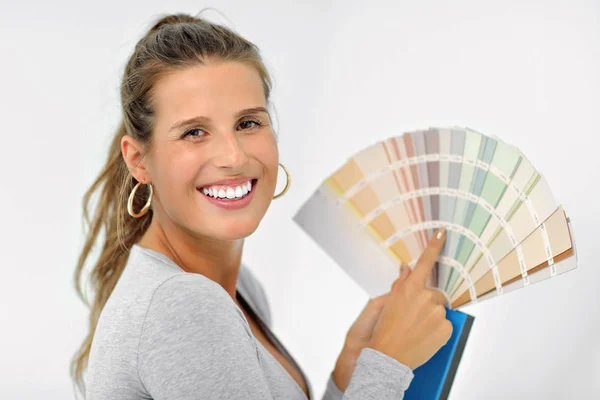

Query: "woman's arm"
left=137, top=273, right=413, bottom=400
left=322, top=347, right=414, bottom=400
left=138, top=274, right=276, bottom=399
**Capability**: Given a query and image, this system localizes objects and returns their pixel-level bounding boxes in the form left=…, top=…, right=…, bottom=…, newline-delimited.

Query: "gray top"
left=84, top=244, right=414, bottom=399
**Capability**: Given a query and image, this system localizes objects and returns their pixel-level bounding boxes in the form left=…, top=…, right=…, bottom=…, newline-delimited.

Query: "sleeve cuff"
left=323, top=372, right=345, bottom=400
left=343, top=347, right=414, bottom=398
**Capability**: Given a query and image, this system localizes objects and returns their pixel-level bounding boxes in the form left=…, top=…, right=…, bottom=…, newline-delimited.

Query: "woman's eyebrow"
left=235, top=106, right=268, bottom=118
left=169, top=107, right=268, bottom=132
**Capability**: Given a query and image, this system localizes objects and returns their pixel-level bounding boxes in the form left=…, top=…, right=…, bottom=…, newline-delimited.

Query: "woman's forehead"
left=152, top=61, right=266, bottom=120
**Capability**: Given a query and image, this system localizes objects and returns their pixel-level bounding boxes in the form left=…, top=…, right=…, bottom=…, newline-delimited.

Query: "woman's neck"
left=137, top=216, right=245, bottom=300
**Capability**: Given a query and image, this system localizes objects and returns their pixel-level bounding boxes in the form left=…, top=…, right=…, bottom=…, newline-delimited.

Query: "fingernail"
left=436, top=228, right=446, bottom=240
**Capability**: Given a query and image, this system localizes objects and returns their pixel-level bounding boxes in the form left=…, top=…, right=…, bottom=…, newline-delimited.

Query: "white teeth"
left=201, top=180, right=254, bottom=200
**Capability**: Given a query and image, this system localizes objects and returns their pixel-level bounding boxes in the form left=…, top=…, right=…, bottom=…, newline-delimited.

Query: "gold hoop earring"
left=273, top=163, right=291, bottom=199
left=127, top=180, right=153, bottom=218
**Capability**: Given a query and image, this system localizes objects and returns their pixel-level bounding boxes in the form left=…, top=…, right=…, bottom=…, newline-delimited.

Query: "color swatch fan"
left=293, top=126, right=577, bottom=308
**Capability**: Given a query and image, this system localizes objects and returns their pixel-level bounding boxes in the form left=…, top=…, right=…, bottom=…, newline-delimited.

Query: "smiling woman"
left=122, top=59, right=279, bottom=241
left=71, top=11, right=424, bottom=400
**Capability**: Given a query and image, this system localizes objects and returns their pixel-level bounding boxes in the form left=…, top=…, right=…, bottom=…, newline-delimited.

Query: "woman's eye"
left=183, top=128, right=206, bottom=138
left=238, top=120, right=261, bottom=130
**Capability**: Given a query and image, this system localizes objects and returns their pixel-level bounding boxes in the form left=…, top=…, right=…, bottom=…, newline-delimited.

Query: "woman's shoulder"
left=145, top=272, right=243, bottom=321
left=126, top=245, right=249, bottom=326
left=85, top=247, right=255, bottom=398
left=92, top=245, right=249, bottom=355
left=127, top=244, right=271, bottom=325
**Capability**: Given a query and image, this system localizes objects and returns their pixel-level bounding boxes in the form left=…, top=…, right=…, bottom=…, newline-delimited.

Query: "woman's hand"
left=332, top=228, right=451, bottom=392
left=331, top=263, right=412, bottom=391
left=367, top=228, right=452, bottom=370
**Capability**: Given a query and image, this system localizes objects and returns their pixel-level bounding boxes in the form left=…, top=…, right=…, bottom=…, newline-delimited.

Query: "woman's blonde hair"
left=71, top=11, right=273, bottom=397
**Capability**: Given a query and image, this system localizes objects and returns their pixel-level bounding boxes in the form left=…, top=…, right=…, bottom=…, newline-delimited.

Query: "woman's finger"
left=391, top=263, right=411, bottom=292
left=427, top=288, right=449, bottom=306
left=408, top=228, right=446, bottom=287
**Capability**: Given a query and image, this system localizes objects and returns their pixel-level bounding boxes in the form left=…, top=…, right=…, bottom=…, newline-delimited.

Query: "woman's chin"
left=205, top=221, right=260, bottom=240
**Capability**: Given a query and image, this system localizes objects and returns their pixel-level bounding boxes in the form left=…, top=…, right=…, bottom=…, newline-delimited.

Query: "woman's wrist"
left=331, top=342, right=362, bottom=392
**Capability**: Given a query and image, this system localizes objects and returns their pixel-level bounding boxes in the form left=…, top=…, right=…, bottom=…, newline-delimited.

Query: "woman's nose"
left=212, top=130, right=248, bottom=170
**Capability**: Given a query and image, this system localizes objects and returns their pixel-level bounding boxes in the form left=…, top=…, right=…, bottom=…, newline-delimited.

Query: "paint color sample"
left=293, top=126, right=577, bottom=309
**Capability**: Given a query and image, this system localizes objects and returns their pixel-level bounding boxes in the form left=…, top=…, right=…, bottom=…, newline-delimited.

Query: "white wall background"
left=1, top=0, right=598, bottom=398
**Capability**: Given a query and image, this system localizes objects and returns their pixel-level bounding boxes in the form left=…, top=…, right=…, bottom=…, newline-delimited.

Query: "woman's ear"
left=121, top=135, right=150, bottom=182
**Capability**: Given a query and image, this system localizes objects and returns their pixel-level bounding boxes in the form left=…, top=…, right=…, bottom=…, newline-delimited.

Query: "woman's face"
left=141, top=61, right=279, bottom=241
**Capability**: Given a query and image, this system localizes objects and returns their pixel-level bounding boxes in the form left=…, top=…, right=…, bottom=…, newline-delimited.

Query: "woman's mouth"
left=197, top=179, right=257, bottom=210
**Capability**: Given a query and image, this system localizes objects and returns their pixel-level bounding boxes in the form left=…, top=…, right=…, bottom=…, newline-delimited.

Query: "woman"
left=71, top=12, right=452, bottom=399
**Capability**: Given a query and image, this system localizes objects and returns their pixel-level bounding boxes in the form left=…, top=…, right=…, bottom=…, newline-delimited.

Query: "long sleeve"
left=321, top=348, right=414, bottom=400
left=138, top=274, right=278, bottom=399
left=137, top=272, right=414, bottom=399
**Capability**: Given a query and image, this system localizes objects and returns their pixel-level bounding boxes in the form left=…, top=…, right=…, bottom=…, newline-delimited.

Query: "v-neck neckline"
left=235, top=289, right=312, bottom=400
left=131, top=244, right=312, bottom=400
